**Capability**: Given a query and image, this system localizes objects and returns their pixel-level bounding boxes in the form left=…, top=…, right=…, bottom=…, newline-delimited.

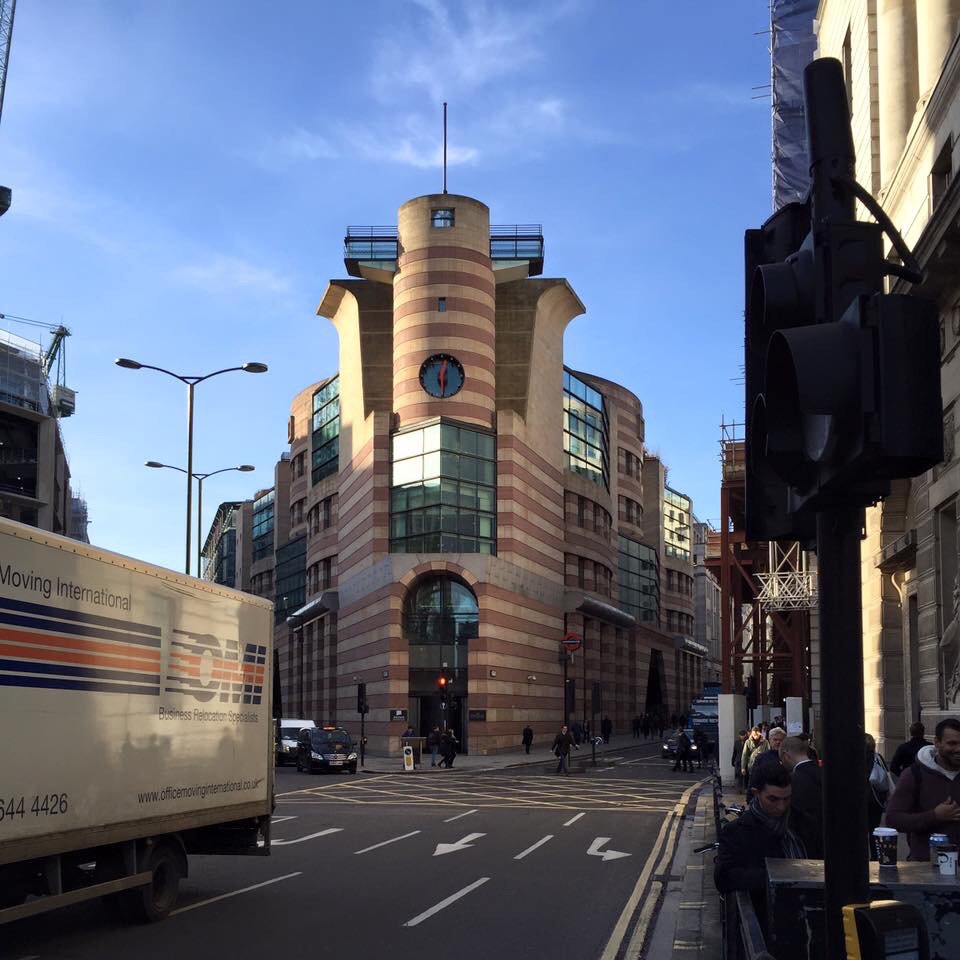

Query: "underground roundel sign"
left=562, top=632, right=582, bottom=653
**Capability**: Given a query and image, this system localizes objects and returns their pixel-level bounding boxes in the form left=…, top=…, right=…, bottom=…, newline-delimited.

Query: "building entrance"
left=414, top=695, right=465, bottom=751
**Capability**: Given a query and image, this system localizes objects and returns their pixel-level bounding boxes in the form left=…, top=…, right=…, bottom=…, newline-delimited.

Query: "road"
left=4, top=745, right=705, bottom=960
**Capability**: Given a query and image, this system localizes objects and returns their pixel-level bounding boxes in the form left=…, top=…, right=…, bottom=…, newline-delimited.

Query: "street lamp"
left=145, top=461, right=254, bottom=576
left=117, top=358, right=267, bottom=575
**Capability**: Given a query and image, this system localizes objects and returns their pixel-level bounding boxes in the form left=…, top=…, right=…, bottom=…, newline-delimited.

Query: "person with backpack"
left=865, top=732, right=894, bottom=850
left=887, top=717, right=960, bottom=860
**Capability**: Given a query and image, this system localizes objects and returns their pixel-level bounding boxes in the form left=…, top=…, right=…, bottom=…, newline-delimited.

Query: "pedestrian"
left=427, top=725, right=441, bottom=767
left=865, top=733, right=893, bottom=850
left=601, top=715, right=613, bottom=744
left=657, top=716, right=665, bottom=739
left=553, top=724, right=577, bottom=775
left=748, top=727, right=787, bottom=795
left=641, top=715, right=651, bottom=740
left=732, top=730, right=748, bottom=791
left=780, top=736, right=823, bottom=858
left=673, top=728, right=693, bottom=773
left=583, top=719, right=591, bottom=743
left=714, top=765, right=806, bottom=923
left=741, top=725, right=769, bottom=782
left=632, top=715, right=641, bottom=739
left=571, top=720, right=582, bottom=746
left=889, top=722, right=931, bottom=778
left=692, top=729, right=705, bottom=769
left=886, top=718, right=960, bottom=860
left=522, top=723, right=533, bottom=755
left=438, top=728, right=458, bottom=768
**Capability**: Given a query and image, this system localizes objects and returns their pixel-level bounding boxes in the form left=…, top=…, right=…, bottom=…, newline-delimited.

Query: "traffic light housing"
left=745, top=57, right=943, bottom=537
left=357, top=681, right=368, bottom=715
left=437, top=674, right=450, bottom=699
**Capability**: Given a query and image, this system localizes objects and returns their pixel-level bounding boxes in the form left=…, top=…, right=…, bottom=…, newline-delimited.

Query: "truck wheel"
left=123, top=842, right=183, bottom=923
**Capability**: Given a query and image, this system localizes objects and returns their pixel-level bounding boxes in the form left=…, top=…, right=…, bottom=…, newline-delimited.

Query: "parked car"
left=276, top=718, right=316, bottom=765
left=661, top=728, right=698, bottom=760
left=296, top=725, right=358, bottom=774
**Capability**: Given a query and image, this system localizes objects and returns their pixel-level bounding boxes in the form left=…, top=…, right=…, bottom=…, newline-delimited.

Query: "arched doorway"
left=403, top=575, right=478, bottom=751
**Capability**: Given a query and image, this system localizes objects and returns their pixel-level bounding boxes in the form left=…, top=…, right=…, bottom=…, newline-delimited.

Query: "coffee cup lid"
left=873, top=827, right=898, bottom=836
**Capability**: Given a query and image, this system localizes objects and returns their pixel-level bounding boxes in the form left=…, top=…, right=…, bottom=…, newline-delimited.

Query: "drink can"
left=938, top=844, right=959, bottom=877
left=930, top=833, right=949, bottom=866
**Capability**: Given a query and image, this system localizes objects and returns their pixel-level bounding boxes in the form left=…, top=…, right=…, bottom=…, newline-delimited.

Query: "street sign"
left=562, top=632, right=582, bottom=653
left=390, top=709, right=408, bottom=722
left=468, top=709, right=486, bottom=722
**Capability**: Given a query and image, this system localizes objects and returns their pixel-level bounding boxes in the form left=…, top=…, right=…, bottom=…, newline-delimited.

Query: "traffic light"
left=745, top=57, right=943, bottom=535
left=437, top=674, right=449, bottom=698
left=357, top=682, right=368, bottom=715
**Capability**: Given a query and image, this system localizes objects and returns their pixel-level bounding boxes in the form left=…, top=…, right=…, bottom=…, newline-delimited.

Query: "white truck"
left=0, top=517, right=274, bottom=924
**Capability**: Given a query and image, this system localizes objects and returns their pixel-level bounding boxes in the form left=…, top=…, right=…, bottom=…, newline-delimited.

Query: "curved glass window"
left=404, top=576, right=478, bottom=689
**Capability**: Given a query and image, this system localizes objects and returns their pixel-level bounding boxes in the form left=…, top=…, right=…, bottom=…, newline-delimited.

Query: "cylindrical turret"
left=393, top=194, right=496, bottom=429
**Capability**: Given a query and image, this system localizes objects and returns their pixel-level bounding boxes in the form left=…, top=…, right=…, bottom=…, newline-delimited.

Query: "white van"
left=276, top=718, right=316, bottom=765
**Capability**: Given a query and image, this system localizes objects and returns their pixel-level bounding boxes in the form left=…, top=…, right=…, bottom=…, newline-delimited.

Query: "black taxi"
left=295, top=725, right=358, bottom=774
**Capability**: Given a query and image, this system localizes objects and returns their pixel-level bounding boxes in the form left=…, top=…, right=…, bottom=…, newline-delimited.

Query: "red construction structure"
left=705, top=420, right=812, bottom=706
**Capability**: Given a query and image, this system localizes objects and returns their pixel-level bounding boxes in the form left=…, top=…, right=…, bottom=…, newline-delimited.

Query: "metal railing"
left=734, top=892, right=777, bottom=960
left=342, top=224, right=545, bottom=265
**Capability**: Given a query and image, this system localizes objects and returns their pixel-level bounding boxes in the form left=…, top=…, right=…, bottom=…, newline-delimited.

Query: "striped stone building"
left=208, top=191, right=698, bottom=755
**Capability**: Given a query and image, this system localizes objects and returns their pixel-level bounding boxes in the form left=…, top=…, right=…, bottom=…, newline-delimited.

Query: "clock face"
left=419, top=354, right=465, bottom=399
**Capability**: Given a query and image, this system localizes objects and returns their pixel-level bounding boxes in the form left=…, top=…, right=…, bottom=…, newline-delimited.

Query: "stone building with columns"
left=816, top=0, right=960, bottom=751
left=214, top=191, right=703, bottom=756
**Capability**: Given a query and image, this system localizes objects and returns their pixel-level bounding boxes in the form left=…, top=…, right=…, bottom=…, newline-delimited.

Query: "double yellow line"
left=598, top=777, right=707, bottom=960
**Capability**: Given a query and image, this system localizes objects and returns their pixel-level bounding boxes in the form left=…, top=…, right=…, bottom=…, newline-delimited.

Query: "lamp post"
left=117, top=358, right=267, bottom=575
left=145, top=462, right=255, bottom=576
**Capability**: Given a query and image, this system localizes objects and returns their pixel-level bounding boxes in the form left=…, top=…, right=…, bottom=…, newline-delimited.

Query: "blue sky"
left=0, top=0, right=774, bottom=573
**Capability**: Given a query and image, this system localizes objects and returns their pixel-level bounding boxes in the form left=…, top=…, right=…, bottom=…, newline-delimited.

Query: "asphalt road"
left=4, top=746, right=704, bottom=960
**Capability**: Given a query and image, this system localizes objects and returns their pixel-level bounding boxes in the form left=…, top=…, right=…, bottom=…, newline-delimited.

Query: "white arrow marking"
left=272, top=828, right=343, bottom=846
left=587, top=837, right=631, bottom=862
left=433, top=832, right=486, bottom=856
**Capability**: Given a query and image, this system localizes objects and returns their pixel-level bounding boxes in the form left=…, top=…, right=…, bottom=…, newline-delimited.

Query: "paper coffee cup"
left=873, top=827, right=898, bottom=866
left=937, top=845, right=958, bottom=877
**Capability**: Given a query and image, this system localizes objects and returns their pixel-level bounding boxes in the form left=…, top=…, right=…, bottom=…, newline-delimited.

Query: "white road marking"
left=563, top=812, right=586, bottom=827
left=514, top=834, right=554, bottom=860
left=587, top=837, right=631, bottom=862
left=270, top=815, right=297, bottom=823
left=272, top=828, right=343, bottom=846
left=402, top=877, right=491, bottom=928
left=606, top=756, right=624, bottom=761
left=354, top=831, right=421, bottom=855
left=443, top=808, right=478, bottom=823
left=433, top=832, right=486, bottom=856
left=170, top=872, right=302, bottom=916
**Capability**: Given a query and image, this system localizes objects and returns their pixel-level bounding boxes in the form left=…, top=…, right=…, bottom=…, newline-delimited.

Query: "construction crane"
left=0, top=311, right=76, bottom=417
left=0, top=0, right=17, bottom=217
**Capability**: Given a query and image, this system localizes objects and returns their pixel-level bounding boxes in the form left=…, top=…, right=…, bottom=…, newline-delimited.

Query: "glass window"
left=431, top=208, right=455, bottom=228
left=438, top=297, right=447, bottom=312
left=311, top=377, right=340, bottom=484
left=563, top=368, right=608, bottom=489
left=618, top=535, right=659, bottom=624
left=274, top=536, right=306, bottom=624
left=390, top=421, right=496, bottom=555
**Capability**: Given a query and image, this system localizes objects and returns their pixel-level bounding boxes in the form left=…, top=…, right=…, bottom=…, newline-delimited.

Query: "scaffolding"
left=707, top=419, right=812, bottom=705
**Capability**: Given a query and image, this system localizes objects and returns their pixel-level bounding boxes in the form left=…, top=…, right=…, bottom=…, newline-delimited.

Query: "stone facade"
left=817, top=0, right=960, bottom=751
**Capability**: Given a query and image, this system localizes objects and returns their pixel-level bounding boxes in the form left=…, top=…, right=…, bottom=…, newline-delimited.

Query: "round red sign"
left=562, top=632, right=582, bottom=653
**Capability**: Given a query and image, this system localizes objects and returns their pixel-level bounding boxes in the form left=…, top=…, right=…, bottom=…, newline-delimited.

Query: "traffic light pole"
left=817, top=504, right=870, bottom=958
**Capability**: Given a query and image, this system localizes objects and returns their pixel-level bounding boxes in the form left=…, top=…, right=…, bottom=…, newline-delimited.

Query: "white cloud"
left=169, top=255, right=291, bottom=296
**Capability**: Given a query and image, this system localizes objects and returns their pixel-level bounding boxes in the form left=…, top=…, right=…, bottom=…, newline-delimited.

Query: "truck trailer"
left=0, top=517, right=274, bottom=924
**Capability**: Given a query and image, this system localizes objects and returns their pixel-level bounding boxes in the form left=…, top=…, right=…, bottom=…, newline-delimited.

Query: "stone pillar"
left=393, top=194, right=495, bottom=430
left=877, top=0, right=919, bottom=186
left=718, top=694, right=747, bottom=787
left=917, top=0, right=960, bottom=99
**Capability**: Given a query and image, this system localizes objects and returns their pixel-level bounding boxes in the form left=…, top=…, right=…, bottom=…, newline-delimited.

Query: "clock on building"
left=419, top=354, right=465, bottom=398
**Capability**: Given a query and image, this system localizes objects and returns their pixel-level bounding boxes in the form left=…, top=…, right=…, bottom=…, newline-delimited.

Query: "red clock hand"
left=438, top=359, right=447, bottom=395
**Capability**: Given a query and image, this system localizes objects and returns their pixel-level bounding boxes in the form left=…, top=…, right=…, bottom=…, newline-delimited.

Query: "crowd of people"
left=715, top=716, right=960, bottom=905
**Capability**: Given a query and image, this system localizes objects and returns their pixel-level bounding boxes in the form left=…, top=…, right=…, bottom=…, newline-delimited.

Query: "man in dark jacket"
left=889, top=722, right=931, bottom=777
left=552, top=724, right=577, bottom=775
left=521, top=724, right=533, bottom=755
left=780, top=736, right=823, bottom=858
left=748, top=727, right=786, bottom=794
left=715, top=765, right=805, bottom=913
left=438, top=729, right=458, bottom=768
left=601, top=715, right=613, bottom=744
left=886, top=717, right=960, bottom=860
left=673, top=729, right=693, bottom=773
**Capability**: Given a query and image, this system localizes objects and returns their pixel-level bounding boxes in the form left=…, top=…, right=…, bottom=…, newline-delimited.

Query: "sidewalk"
left=355, top=730, right=669, bottom=774
left=641, top=779, right=740, bottom=959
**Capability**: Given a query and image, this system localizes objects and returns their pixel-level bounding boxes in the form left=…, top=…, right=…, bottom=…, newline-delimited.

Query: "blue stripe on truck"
left=0, top=595, right=162, bottom=637
left=0, top=609, right=162, bottom=648
left=0, top=673, right=160, bottom=696
left=0, top=657, right=160, bottom=685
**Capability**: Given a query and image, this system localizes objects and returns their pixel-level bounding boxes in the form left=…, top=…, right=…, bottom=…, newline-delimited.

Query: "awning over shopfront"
left=286, top=591, right=338, bottom=628
left=564, top=591, right=637, bottom=630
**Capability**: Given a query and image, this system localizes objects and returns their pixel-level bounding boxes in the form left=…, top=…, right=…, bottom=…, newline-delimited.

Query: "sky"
left=0, top=0, right=775, bottom=573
